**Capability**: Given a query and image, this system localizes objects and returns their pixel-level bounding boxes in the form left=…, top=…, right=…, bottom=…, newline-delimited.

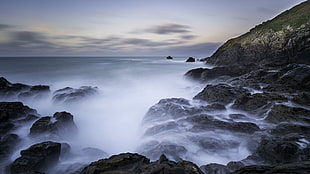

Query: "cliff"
left=206, top=0, right=310, bottom=67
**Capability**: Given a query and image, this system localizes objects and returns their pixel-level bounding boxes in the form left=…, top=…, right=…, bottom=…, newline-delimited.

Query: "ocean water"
left=0, top=56, right=209, bottom=168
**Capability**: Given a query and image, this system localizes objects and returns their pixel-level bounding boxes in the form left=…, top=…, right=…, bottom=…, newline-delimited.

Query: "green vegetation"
left=219, top=0, right=310, bottom=51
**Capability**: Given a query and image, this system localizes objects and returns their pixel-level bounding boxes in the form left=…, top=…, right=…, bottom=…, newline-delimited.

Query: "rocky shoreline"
left=1, top=1, right=310, bottom=174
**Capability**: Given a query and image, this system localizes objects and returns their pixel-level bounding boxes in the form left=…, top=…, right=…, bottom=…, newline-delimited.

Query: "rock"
left=80, top=153, right=203, bottom=174
left=185, top=65, right=253, bottom=82
left=10, top=141, right=61, bottom=174
left=144, top=121, right=178, bottom=136
left=0, top=133, right=20, bottom=161
left=292, top=92, right=310, bottom=106
left=18, top=85, right=50, bottom=100
left=81, top=147, right=109, bottom=160
left=186, top=57, right=195, bottom=62
left=271, top=123, right=310, bottom=139
left=0, top=77, right=30, bottom=99
left=182, top=114, right=260, bottom=134
left=138, top=141, right=187, bottom=162
left=166, top=56, right=173, bottom=59
left=29, top=111, right=78, bottom=139
left=201, top=103, right=226, bottom=112
left=231, top=161, right=310, bottom=174
left=231, top=92, right=287, bottom=115
left=143, top=98, right=202, bottom=123
left=265, top=104, right=310, bottom=123
left=53, top=86, right=98, bottom=103
left=194, top=84, right=248, bottom=104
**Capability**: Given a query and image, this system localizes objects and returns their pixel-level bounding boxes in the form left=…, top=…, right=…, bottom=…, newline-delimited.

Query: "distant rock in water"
left=186, top=57, right=195, bottom=62
left=205, top=1, right=310, bottom=68
left=0, top=77, right=50, bottom=101
left=166, top=56, right=173, bottom=59
left=53, top=86, right=98, bottom=103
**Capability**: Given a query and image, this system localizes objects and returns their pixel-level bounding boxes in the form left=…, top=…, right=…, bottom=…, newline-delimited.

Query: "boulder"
left=80, top=153, right=203, bottom=174
left=10, top=141, right=61, bottom=174
left=29, top=111, right=78, bottom=139
left=265, top=104, right=310, bottom=123
left=166, top=56, right=173, bottom=59
left=0, top=133, right=20, bottom=161
left=186, top=57, right=195, bottom=62
left=194, top=84, right=248, bottom=104
left=53, top=86, right=98, bottom=103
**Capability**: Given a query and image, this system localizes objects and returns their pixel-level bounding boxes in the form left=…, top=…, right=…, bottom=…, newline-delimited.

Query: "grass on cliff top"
left=220, top=0, right=310, bottom=50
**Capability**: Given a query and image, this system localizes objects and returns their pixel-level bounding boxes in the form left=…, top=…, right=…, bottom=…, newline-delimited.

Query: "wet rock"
left=186, top=57, right=195, bottom=62
left=53, top=86, right=98, bottom=103
left=166, top=56, right=173, bottom=59
left=0, top=77, right=30, bottom=99
left=265, top=104, right=310, bottom=123
left=185, top=65, right=253, bottom=82
left=144, top=121, right=178, bottom=136
left=183, top=114, right=260, bottom=134
left=0, top=133, right=20, bottom=161
left=18, top=85, right=50, bottom=100
left=292, top=92, right=310, bottom=106
left=193, top=137, right=240, bottom=153
left=143, top=98, right=202, bottom=122
left=29, top=111, right=78, bottom=139
left=231, top=161, right=310, bottom=174
left=10, top=141, right=61, bottom=174
left=194, top=84, right=248, bottom=104
left=271, top=123, right=310, bottom=139
left=202, top=103, right=226, bottom=112
left=80, top=153, right=203, bottom=174
left=231, top=92, right=287, bottom=115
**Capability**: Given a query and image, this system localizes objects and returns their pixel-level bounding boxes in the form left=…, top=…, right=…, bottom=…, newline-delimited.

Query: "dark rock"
left=185, top=65, right=253, bottom=82
left=202, top=103, right=226, bottom=112
left=183, top=115, right=260, bottom=134
left=193, top=137, right=240, bottom=152
left=0, top=133, right=20, bottom=160
left=18, top=85, right=50, bottom=100
left=231, top=92, right=287, bottom=115
left=166, top=56, right=173, bottom=59
left=201, top=163, right=230, bottom=174
left=231, top=161, right=310, bottom=174
left=138, top=141, right=187, bottom=162
left=186, top=57, right=195, bottom=62
left=229, top=114, right=247, bottom=120
left=265, top=104, right=310, bottom=123
left=10, top=141, right=61, bottom=174
left=143, top=98, right=202, bottom=122
left=0, top=77, right=30, bottom=99
left=144, top=121, right=178, bottom=136
left=292, top=92, right=310, bottom=106
left=53, top=86, right=98, bottom=103
left=271, top=123, right=310, bottom=139
left=194, top=84, right=248, bottom=104
left=29, top=111, right=78, bottom=139
left=80, top=153, right=203, bottom=174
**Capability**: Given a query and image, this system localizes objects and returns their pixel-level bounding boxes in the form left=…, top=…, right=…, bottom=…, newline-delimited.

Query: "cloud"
left=135, top=23, right=192, bottom=35
left=180, top=35, right=197, bottom=40
left=0, top=24, right=13, bottom=30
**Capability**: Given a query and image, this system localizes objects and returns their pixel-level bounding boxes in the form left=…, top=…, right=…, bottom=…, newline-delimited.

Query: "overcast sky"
left=0, top=0, right=306, bottom=57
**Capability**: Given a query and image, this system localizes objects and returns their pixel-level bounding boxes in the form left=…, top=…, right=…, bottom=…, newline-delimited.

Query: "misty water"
left=0, top=57, right=255, bottom=172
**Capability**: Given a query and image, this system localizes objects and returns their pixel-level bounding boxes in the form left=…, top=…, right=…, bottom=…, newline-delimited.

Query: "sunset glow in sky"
left=0, top=0, right=306, bottom=56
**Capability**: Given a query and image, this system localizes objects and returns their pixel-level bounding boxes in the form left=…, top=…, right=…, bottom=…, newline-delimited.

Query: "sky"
left=0, top=0, right=306, bottom=57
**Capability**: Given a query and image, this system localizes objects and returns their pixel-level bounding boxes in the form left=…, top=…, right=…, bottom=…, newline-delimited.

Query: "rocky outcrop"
left=186, top=57, right=195, bottom=62
left=29, top=111, right=78, bottom=140
left=80, top=153, right=203, bottom=174
left=53, top=86, right=98, bottom=103
left=205, top=1, right=310, bottom=68
left=10, top=141, right=62, bottom=174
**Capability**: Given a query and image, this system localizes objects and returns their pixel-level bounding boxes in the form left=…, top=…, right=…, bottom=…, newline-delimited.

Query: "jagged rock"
left=53, top=86, right=98, bottom=103
left=186, top=57, right=195, bottom=62
left=231, top=92, right=287, bottom=115
left=183, top=115, right=260, bottom=134
left=29, top=111, right=78, bottom=139
left=185, top=65, right=253, bottom=82
left=80, top=153, right=203, bottom=174
left=166, top=56, right=173, bottom=59
left=10, top=141, right=61, bottom=174
left=138, top=141, right=187, bottom=162
left=18, top=85, right=50, bottom=100
left=0, top=77, right=30, bottom=99
left=143, top=98, right=202, bottom=122
left=231, top=161, right=310, bottom=174
left=292, top=92, right=310, bottom=106
left=0, top=133, right=20, bottom=160
left=271, top=123, right=310, bottom=139
left=265, top=104, right=310, bottom=123
left=194, top=84, right=248, bottom=104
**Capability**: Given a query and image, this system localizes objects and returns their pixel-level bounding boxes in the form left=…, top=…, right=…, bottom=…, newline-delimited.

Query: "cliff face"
left=207, top=1, right=310, bottom=67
